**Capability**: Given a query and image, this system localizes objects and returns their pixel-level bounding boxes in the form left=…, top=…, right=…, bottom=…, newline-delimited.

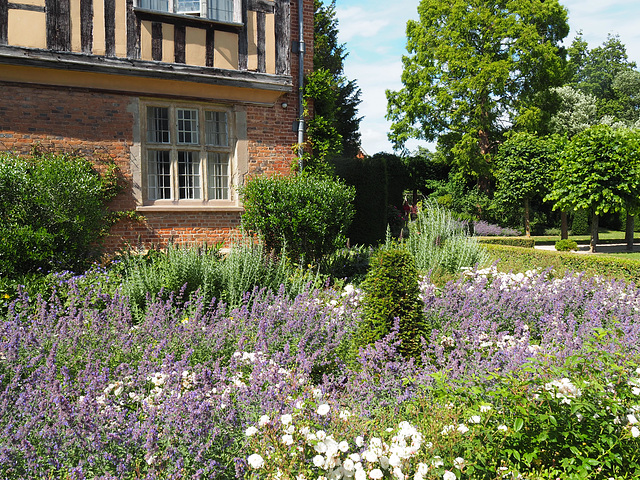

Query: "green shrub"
left=555, top=239, right=578, bottom=251
left=402, top=203, right=488, bottom=274
left=239, top=173, right=356, bottom=263
left=485, top=244, right=640, bottom=283
left=0, top=151, right=119, bottom=276
left=571, top=208, right=590, bottom=235
left=478, top=237, right=536, bottom=248
left=355, top=247, right=426, bottom=360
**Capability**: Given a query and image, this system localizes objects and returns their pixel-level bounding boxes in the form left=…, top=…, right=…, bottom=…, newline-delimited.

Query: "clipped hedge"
left=478, top=237, right=536, bottom=248
left=485, top=244, right=640, bottom=283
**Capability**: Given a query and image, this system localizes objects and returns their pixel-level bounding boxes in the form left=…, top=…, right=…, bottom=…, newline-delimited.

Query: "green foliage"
left=571, top=209, right=590, bottom=235
left=555, top=239, right=578, bottom=251
left=308, top=0, right=362, bottom=162
left=568, top=34, right=637, bottom=120
left=546, top=125, right=640, bottom=217
left=386, top=0, right=569, bottom=174
left=494, top=133, right=564, bottom=235
left=0, top=151, right=120, bottom=276
left=119, top=241, right=325, bottom=321
left=424, top=339, right=640, bottom=479
left=402, top=203, right=489, bottom=274
left=485, top=244, right=640, bottom=283
left=356, top=247, right=426, bottom=359
left=239, top=173, right=356, bottom=263
left=549, top=86, right=599, bottom=137
left=478, top=237, right=536, bottom=248
left=319, top=245, right=372, bottom=284
left=331, top=155, right=388, bottom=245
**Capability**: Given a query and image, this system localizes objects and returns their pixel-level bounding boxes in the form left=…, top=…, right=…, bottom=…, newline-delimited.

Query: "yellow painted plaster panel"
left=19, top=0, right=44, bottom=6
left=70, top=0, right=81, bottom=52
left=140, top=21, right=153, bottom=61
left=93, top=0, right=106, bottom=55
left=185, top=27, right=206, bottom=67
left=7, top=10, right=46, bottom=49
left=265, top=13, right=275, bottom=74
left=0, top=64, right=285, bottom=105
left=214, top=31, right=238, bottom=71
left=247, top=11, right=257, bottom=71
left=162, top=24, right=175, bottom=63
left=115, top=0, right=127, bottom=57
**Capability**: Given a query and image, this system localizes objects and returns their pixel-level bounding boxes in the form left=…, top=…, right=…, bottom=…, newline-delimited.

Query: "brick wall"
left=0, top=0, right=314, bottom=254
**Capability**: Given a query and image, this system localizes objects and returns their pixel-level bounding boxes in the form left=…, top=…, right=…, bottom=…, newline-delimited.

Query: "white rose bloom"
left=498, top=425, right=508, bottom=432
left=628, top=413, right=638, bottom=425
left=343, top=459, right=355, bottom=472
left=453, top=457, right=465, bottom=470
left=316, top=430, right=327, bottom=441
left=479, top=404, right=492, bottom=412
left=245, top=426, right=259, bottom=437
left=317, top=404, right=331, bottom=416
left=338, top=441, right=349, bottom=452
left=313, top=455, right=325, bottom=467
left=349, top=453, right=361, bottom=462
left=443, top=471, right=456, bottom=480
left=457, top=424, right=469, bottom=434
left=389, top=453, right=402, bottom=468
left=355, top=469, right=367, bottom=480
left=355, top=436, right=364, bottom=447
left=432, top=456, right=444, bottom=468
left=315, top=442, right=328, bottom=454
left=281, top=414, right=293, bottom=425
left=393, top=467, right=404, bottom=480
left=632, top=426, right=640, bottom=438
left=379, top=456, right=390, bottom=469
left=369, top=469, right=384, bottom=479
left=285, top=425, right=295, bottom=434
left=339, top=409, right=352, bottom=420
left=247, top=453, right=265, bottom=469
left=281, top=434, right=294, bottom=446
left=469, top=415, right=481, bottom=424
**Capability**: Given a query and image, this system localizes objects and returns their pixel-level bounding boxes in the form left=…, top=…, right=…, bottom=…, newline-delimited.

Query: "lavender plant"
left=3, top=261, right=640, bottom=478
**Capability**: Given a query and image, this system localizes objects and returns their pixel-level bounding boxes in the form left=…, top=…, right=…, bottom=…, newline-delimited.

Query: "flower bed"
left=2, top=268, right=640, bottom=479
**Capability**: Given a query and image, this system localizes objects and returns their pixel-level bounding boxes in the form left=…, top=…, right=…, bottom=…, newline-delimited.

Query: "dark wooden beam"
left=45, top=0, right=57, bottom=49
left=58, top=0, right=71, bottom=51
left=256, top=11, right=265, bottom=73
left=174, top=24, right=185, bottom=63
left=205, top=26, right=215, bottom=67
left=247, top=0, right=274, bottom=14
left=7, top=2, right=45, bottom=11
left=104, top=0, right=116, bottom=56
left=237, top=0, right=248, bottom=70
left=274, top=0, right=290, bottom=75
left=151, top=21, right=162, bottom=61
left=80, top=0, right=93, bottom=54
left=0, top=0, right=8, bottom=45
left=126, top=0, right=139, bottom=58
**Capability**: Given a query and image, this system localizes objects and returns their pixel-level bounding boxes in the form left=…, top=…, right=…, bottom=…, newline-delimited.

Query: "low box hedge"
left=485, top=244, right=640, bottom=283
left=478, top=237, right=536, bottom=248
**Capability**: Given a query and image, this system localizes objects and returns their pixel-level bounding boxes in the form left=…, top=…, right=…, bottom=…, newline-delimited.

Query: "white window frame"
left=141, top=101, right=237, bottom=208
left=136, top=0, right=241, bottom=23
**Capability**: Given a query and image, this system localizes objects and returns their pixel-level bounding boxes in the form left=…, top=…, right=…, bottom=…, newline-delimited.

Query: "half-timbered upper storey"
left=0, top=0, right=293, bottom=103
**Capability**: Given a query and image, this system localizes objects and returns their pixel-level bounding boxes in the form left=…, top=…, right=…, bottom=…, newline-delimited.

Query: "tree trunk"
left=590, top=212, right=599, bottom=253
left=626, top=213, right=635, bottom=250
left=561, top=212, right=568, bottom=240
left=524, top=197, right=531, bottom=237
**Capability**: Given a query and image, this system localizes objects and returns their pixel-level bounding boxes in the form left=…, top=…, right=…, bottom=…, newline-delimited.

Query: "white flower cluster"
left=328, top=284, right=363, bottom=317
left=461, top=266, right=539, bottom=291
left=543, top=377, right=582, bottom=404
left=246, top=402, right=462, bottom=480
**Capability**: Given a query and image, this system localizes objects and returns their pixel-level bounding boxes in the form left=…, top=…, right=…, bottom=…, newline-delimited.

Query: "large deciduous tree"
left=545, top=125, right=640, bottom=252
left=386, top=0, right=569, bottom=176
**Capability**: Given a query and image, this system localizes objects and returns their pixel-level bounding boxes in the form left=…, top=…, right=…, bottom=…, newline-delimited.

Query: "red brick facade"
left=0, top=0, right=314, bottom=253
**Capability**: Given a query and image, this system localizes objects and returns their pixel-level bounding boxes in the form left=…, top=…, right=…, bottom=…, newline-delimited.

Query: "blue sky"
left=334, top=0, right=640, bottom=155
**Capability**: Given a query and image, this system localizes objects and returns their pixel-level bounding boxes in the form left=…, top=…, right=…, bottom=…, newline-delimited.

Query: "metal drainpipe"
left=297, top=0, right=305, bottom=171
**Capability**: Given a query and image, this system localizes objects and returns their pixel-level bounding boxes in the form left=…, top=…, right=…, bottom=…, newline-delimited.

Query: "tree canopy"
left=386, top=0, right=569, bottom=176
left=545, top=125, right=640, bottom=251
left=305, top=0, right=362, bottom=170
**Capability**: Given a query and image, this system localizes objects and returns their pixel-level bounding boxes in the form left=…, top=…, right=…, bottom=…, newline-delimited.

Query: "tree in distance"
left=386, top=0, right=569, bottom=177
